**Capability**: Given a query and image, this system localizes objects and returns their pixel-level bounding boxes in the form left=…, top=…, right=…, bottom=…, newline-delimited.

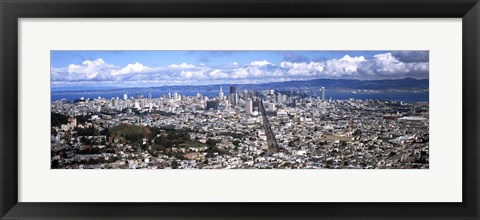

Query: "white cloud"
left=406, top=62, right=429, bottom=72
left=53, top=58, right=115, bottom=81
left=324, top=55, right=366, bottom=77
left=52, top=52, right=429, bottom=87
left=280, top=61, right=325, bottom=76
left=210, top=69, right=230, bottom=79
left=168, top=63, right=195, bottom=68
left=180, top=70, right=207, bottom=80
left=363, top=53, right=407, bottom=75
left=249, top=60, right=273, bottom=67
left=358, top=53, right=429, bottom=78
left=115, top=62, right=151, bottom=75
left=231, top=68, right=249, bottom=79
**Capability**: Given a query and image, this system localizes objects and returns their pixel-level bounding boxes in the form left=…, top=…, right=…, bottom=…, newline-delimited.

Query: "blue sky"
left=51, top=50, right=429, bottom=89
left=51, top=51, right=388, bottom=68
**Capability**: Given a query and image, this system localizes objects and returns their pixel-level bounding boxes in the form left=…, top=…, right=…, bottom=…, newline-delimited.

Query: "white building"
left=246, top=98, right=253, bottom=114
left=268, top=103, right=276, bottom=111
left=219, top=86, right=224, bottom=100
left=321, top=87, right=325, bottom=100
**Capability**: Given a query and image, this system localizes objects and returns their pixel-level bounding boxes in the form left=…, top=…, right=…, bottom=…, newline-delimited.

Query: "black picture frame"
left=1, top=0, right=479, bottom=219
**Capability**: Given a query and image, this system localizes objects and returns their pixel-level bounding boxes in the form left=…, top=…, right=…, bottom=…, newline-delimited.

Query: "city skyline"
left=51, top=51, right=429, bottom=90
left=50, top=50, right=429, bottom=169
left=51, top=85, right=429, bottom=169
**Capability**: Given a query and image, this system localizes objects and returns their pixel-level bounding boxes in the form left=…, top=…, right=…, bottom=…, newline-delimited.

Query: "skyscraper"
left=282, top=94, right=288, bottom=103
left=123, top=93, right=128, bottom=101
left=112, top=98, right=119, bottom=109
left=246, top=98, right=253, bottom=115
left=321, top=87, right=325, bottom=100
left=219, top=86, right=224, bottom=99
left=229, top=93, right=238, bottom=107
left=206, top=100, right=219, bottom=110
left=230, top=85, right=236, bottom=94
left=276, top=93, right=281, bottom=103
left=268, top=103, right=276, bottom=111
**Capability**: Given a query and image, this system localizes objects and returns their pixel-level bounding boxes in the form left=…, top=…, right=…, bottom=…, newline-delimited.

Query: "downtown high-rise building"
left=243, top=90, right=248, bottom=100
left=206, top=100, right=219, bottom=110
left=123, top=93, right=128, bottom=101
left=112, top=98, right=119, bottom=109
left=229, top=93, right=238, bottom=107
left=219, top=86, right=224, bottom=99
left=282, top=94, right=288, bottom=103
left=230, top=85, right=236, bottom=95
left=268, top=103, right=276, bottom=111
left=321, top=87, right=325, bottom=100
left=245, top=98, right=253, bottom=114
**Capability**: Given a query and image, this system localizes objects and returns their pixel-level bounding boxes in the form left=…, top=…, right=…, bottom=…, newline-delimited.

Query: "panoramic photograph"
left=50, top=50, right=429, bottom=169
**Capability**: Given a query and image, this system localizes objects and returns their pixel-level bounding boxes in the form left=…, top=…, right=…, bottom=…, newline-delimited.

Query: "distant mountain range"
left=53, top=78, right=428, bottom=94
left=238, top=77, right=428, bottom=91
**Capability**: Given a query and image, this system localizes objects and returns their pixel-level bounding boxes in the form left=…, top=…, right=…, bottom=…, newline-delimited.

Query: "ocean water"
left=324, top=91, right=428, bottom=103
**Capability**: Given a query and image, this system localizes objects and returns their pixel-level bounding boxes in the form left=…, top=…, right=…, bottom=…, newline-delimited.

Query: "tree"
left=124, top=133, right=143, bottom=143
left=206, top=139, right=219, bottom=148
left=171, top=160, right=179, bottom=169
left=51, top=160, right=60, bottom=169
left=51, top=128, right=58, bottom=136
left=75, top=115, right=90, bottom=124
left=101, top=127, right=109, bottom=136
left=51, top=112, right=69, bottom=127
left=233, top=140, right=241, bottom=147
left=75, top=127, right=97, bottom=136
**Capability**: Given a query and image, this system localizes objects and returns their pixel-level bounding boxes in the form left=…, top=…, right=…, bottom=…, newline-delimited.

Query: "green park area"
left=108, top=124, right=207, bottom=149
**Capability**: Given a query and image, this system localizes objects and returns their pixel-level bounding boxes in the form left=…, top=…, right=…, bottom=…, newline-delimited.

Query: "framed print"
left=1, top=0, right=479, bottom=219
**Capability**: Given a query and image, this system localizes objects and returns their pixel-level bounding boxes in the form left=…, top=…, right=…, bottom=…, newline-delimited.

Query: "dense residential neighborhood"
left=51, top=86, right=429, bottom=169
